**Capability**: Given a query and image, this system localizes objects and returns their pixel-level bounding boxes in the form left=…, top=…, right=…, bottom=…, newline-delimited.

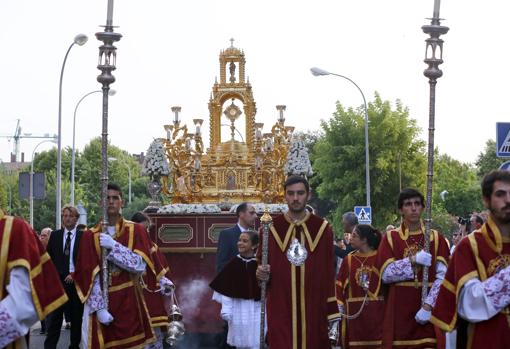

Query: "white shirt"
left=62, top=226, right=77, bottom=273
left=237, top=223, right=249, bottom=233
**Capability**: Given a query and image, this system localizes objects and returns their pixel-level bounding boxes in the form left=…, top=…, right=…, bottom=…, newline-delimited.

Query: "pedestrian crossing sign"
left=354, top=206, right=372, bottom=224
left=496, top=122, right=510, bottom=157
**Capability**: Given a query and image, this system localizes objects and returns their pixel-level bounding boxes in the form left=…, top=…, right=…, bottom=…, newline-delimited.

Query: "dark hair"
left=471, top=214, right=484, bottom=225
left=284, top=175, right=310, bottom=193
left=481, top=170, right=510, bottom=199
left=342, top=212, right=358, bottom=226
left=131, top=211, right=150, bottom=224
left=236, top=202, right=249, bottom=217
left=108, top=182, right=123, bottom=198
left=241, top=229, right=259, bottom=247
left=398, top=188, right=425, bottom=209
left=355, top=224, right=382, bottom=250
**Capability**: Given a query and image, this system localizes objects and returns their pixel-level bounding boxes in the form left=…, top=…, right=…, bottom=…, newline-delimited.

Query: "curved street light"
left=31, top=138, right=57, bottom=227
left=70, top=89, right=116, bottom=206
left=56, top=33, right=88, bottom=229
left=310, top=67, right=371, bottom=207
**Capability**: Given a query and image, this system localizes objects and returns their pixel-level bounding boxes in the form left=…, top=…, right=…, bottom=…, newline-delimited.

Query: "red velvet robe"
left=74, top=218, right=155, bottom=349
left=258, top=212, right=340, bottom=349
left=336, top=250, right=383, bottom=349
left=374, top=222, right=449, bottom=349
left=430, top=217, right=510, bottom=349
left=0, top=210, right=67, bottom=349
left=142, top=242, right=171, bottom=328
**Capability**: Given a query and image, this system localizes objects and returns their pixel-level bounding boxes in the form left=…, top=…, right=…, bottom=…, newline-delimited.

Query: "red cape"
left=1, top=210, right=67, bottom=349
left=257, top=212, right=340, bottom=348
left=374, top=222, right=449, bottom=349
left=142, top=242, right=172, bottom=328
left=431, top=217, right=510, bottom=348
left=74, top=218, right=155, bottom=349
left=336, top=250, right=383, bottom=349
left=210, top=255, right=261, bottom=300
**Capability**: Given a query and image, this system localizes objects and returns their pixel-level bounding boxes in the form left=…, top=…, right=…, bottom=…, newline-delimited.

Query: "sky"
left=1, top=0, right=509, bottom=166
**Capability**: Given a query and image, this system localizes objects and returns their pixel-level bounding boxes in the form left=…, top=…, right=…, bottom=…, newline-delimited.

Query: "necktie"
left=64, top=231, right=72, bottom=275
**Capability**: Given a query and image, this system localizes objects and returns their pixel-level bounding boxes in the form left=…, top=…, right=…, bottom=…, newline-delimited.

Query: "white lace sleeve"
left=382, top=258, right=414, bottom=283
left=426, top=261, right=447, bottom=306
left=86, top=274, right=106, bottom=313
left=458, top=265, right=510, bottom=322
left=106, top=241, right=146, bottom=273
left=220, top=295, right=233, bottom=322
left=0, top=267, right=39, bottom=348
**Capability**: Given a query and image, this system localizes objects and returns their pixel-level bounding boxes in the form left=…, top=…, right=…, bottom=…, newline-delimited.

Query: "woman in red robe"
left=336, top=224, right=383, bottom=349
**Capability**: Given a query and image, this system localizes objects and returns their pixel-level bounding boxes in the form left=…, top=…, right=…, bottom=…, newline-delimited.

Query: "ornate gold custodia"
left=160, top=41, right=295, bottom=204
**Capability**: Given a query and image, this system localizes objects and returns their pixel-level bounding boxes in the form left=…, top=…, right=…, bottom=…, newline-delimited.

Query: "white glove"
left=97, top=308, right=114, bottom=325
left=415, top=250, right=432, bottom=267
left=415, top=307, right=431, bottom=324
left=159, top=277, right=175, bottom=296
left=99, top=233, right=116, bottom=250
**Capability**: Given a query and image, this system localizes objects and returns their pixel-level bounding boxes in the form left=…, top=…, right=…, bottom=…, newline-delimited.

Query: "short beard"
left=490, top=207, right=510, bottom=224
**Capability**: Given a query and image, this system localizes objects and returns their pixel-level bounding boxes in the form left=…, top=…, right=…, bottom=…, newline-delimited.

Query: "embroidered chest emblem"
left=487, top=254, right=510, bottom=277
left=355, top=265, right=371, bottom=290
left=286, top=238, right=308, bottom=266
left=403, top=244, right=421, bottom=258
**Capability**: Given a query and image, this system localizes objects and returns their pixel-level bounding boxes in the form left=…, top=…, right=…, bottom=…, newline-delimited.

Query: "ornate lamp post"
left=421, top=0, right=449, bottom=303
left=96, top=0, right=122, bottom=309
left=56, top=33, right=88, bottom=229
left=310, top=67, right=371, bottom=207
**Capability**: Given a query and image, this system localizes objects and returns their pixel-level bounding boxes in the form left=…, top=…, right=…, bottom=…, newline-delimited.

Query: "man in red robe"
left=0, top=209, right=68, bottom=349
left=74, top=183, right=155, bottom=349
left=374, top=188, right=449, bottom=349
left=431, top=170, right=510, bottom=348
left=256, top=175, right=340, bottom=348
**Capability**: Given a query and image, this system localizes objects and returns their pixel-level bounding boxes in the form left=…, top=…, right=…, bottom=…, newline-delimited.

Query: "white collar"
left=236, top=254, right=256, bottom=262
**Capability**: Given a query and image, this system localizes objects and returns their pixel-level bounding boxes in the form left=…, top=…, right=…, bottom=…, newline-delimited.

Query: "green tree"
left=313, top=93, right=426, bottom=232
left=475, top=139, right=507, bottom=179
left=433, top=152, right=483, bottom=218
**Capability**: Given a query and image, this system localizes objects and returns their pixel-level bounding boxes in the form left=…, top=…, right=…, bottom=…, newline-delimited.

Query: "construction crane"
left=0, top=119, right=57, bottom=162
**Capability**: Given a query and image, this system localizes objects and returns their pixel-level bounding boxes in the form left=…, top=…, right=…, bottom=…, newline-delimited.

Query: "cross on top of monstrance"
left=230, top=38, right=235, bottom=48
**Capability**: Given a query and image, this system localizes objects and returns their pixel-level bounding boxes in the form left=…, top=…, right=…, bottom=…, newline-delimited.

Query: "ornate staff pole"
left=421, top=0, right=448, bottom=304
left=259, top=208, right=272, bottom=349
left=96, top=0, right=122, bottom=308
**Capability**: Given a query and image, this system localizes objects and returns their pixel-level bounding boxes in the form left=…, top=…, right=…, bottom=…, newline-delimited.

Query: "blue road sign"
left=354, top=206, right=372, bottom=224
left=496, top=122, right=510, bottom=157
left=499, top=160, right=510, bottom=171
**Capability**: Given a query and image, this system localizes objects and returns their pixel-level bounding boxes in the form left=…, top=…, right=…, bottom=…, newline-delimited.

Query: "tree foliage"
left=475, top=139, right=507, bottom=179
left=312, top=93, right=426, bottom=232
left=3, top=138, right=149, bottom=231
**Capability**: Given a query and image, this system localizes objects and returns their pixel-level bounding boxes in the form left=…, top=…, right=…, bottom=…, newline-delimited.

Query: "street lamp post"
left=31, top=139, right=57, bottom=227
left=70, top=89, right=116, bottom=206
left=310, top=67, right=371, bottom=207
left=56, top=33, right=88, bottom=229
left=108, top=157, right=132, bottom=204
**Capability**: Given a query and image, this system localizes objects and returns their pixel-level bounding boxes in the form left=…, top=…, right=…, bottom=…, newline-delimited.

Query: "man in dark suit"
left=215, top=202, right=256, bottom=348
left=216, top=202, right=257, bottom=273
left=44, top=205, right=84, bottom=349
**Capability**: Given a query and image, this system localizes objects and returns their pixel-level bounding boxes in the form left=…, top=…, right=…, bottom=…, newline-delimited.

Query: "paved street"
left=29, top=322, right=70, bottom=349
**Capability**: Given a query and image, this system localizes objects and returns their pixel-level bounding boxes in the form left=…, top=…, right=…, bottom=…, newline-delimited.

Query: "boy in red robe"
left=0, top=209, right=68, bottom=349
left=74, top=183, right=155, bottom=349
left=431, top=170, right=510, bottom=348
left=374, top=188, right=449, bottom=349
left=256, top=175, right=340, bottom=348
